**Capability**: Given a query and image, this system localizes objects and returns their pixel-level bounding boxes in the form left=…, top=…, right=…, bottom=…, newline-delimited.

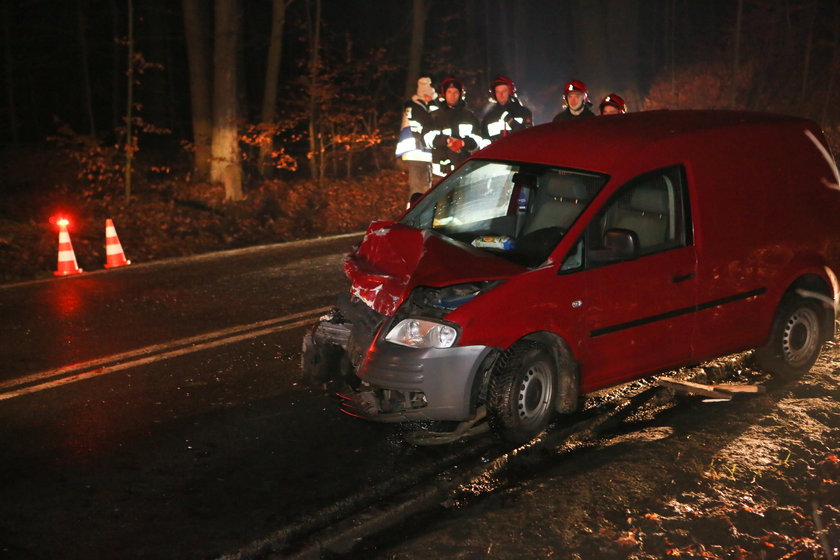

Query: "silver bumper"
left=347, top=338, right=494, bottom=422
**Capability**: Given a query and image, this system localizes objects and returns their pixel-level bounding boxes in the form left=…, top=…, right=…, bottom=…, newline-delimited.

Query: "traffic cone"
left=54, top=220, right=83, bottom=276
left=104, top=218, right=130, bottom=268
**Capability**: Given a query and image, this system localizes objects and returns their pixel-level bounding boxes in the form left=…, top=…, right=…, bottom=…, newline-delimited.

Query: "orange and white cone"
left=54, top=220, right=83, bottom=276
left=104, top=218, right=130, bottom=268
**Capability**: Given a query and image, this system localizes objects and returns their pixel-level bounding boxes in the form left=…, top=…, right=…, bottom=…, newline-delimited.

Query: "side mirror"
left=589, top=228, right=639, bottom=264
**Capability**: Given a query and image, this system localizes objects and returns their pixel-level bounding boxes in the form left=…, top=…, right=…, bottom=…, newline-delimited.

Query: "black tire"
left=487, top=343, right=556, bottom=444
left=754, top=295, right=824, bottom=377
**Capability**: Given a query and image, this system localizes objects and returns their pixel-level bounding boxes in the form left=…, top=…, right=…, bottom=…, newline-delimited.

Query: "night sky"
left=2, top=1, right=838, bottom=152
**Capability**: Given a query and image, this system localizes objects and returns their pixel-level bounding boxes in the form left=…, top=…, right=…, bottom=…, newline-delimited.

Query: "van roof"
left=474, top=110, right=818, bottom=173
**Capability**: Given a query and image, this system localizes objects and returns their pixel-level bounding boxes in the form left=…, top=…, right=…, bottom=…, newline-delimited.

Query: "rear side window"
left=585, top=166, right=691, bottom=263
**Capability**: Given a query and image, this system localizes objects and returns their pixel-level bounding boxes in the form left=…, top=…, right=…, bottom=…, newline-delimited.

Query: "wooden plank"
left=712, top=383, right=766, bottom=394
left=658, top=377, right=732, bottom=400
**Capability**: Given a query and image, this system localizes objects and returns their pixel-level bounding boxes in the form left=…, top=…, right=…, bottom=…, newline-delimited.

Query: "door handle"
left=672, top=273, right=695, bottom=283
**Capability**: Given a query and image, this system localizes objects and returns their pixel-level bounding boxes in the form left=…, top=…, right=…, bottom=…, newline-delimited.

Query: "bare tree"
left=1, top=0, right=17, bottom=146
left=211, top=0, right=243, bottom=200
left=605, top=0, right=640, bottom=104
left=111, top=0, right=120, bottom=133
left=306, top=0, right=322, bottom=181
left=821, top=2, right=840, bottom=125
left=403, top=0, right=425, bottom=99
left=730, top=0, right=743, bottom=109
left=571, top=0, right=610, bottom=88
left=124, top=0, right=134, bottom=201
left=799, top=1, right=818, bottom=110
left=77, top=0, right=95, bottom=135
left=258, top=0, right=293, bottom=176
left=183, top=0, right=212, bottom=180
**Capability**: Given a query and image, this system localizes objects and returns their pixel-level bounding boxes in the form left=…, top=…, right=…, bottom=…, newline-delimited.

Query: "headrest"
left=629, top=185, right=668, bottom=214
left=543, top=174, right=588, bottom=200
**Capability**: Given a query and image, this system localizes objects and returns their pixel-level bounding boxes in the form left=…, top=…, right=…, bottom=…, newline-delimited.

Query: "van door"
left=566, top=166, right=698, bottom=390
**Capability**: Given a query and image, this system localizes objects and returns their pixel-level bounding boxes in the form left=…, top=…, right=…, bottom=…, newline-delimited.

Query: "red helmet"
left=563, top=79, right=589, bottom=104
left=490, top=75, right=516, bottom=100
left=599, top=93, right=627, bottom=114
left=440, top=76, right=465, bottom=98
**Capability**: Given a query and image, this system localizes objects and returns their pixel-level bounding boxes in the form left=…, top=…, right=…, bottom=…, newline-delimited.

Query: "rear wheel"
left=754, top=295, right=824, bottom=377
left=487, top=343, right=556, bottom=444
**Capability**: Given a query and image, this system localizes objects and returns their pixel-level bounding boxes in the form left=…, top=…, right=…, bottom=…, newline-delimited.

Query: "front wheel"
left=487, top=343, right=556, bottom=444
left=754, top=295, right=825, bottom=377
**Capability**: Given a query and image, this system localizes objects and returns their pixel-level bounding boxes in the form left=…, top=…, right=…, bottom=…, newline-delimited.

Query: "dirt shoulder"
left=362, top=340, right=839, bottom=560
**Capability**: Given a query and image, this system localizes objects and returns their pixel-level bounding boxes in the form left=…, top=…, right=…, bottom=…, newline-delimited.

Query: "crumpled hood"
left=344, top=221, right=526, bottom=316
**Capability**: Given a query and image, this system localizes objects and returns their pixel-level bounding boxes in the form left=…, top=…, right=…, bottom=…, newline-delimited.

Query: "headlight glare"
left=385, top=319, right=460, bottom=348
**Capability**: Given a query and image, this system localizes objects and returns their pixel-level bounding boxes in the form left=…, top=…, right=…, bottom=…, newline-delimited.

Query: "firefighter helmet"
left=440, top=77, right=465, bottom=99
left=489, top=75, right=517, bottom=102
left=599, top=93, right=627, bottom=114
left=563, top=79, right=589, bottom=106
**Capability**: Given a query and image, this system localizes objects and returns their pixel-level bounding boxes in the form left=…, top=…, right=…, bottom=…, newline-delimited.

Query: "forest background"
left=1, top=0, right=839, bottom=283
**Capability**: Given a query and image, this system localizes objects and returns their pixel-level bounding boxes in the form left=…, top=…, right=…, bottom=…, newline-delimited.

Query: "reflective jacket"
left=423, top=100, right=482, bottom=177
left=480, top=100, right=533, bottom=145
left=395, top=96, right=436, bottom=163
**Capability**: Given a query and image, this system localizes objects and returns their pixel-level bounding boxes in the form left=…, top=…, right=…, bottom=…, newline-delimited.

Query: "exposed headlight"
left=385, top=319, right=459, bottom=348
left=423, top=281, right=502, bottom=311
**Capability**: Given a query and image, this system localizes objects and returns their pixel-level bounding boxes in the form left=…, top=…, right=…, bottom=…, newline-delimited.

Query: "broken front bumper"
left=343, top=337, right=494, bottom=422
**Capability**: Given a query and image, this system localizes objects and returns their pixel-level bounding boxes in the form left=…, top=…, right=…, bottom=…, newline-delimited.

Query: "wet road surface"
left=0, top=234, right=500, bottom=559
left=5, top=234, right=833, bottom=559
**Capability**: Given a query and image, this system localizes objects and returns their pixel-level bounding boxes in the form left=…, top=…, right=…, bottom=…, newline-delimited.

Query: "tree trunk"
left=306, top=0, right=321, bottom=182
left=571, top=0, right=610, bottom=91
left=211, top=0, right=243, bottom=200
left=161, top=4, right=184, bottom=138
left=512, top=1, right=525, bottom=78
left=77, top=1, right=95, bottom=135
left=403, top=0, right=425, bottom=99
left=605, top=0, right=640, bottom=102
left=259, top=0, right=290, bottom=176
left=799, top=2, right=817, bottom=111
left=821, top=3, right=840, bottom=126
left=668, top=0, right=676, bottom=98
left=497, top=0, right=512, bottom=75
left=124, top=0, right=134, bottom=202
left=183, top=0, right=212, bottom=181
left=730, top=0, right=743, bottom=109
left=145, top=1, right=173, bottom=134
left=111, top=0, right=120, bottom=133
left=1, top=0, right=18, bottom=146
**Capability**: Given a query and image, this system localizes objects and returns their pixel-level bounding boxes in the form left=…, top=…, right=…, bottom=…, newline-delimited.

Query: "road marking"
left=0, top=306, right=331, bottom=401
left=0, top=231, right=363, bottom=290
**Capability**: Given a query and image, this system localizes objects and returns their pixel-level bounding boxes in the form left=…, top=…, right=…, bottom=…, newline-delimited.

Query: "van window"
left=584, top=166, right=690, bottom=265
left=403, top=159, right=607, bottom=267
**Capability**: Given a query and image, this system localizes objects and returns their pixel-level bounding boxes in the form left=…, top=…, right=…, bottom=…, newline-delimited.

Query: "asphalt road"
left=2, top=234, right=837, bottom=560
left=0, top=234, right=492, bottom=559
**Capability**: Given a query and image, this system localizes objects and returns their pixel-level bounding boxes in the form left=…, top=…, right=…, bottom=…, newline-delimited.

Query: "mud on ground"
left=362, top=338, right=840, bottom=560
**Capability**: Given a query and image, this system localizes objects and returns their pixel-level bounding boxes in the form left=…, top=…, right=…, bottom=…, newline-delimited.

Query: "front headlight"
left=421, top=281, right=503, bottom=312
left=385, top=318, right=459, bottom=348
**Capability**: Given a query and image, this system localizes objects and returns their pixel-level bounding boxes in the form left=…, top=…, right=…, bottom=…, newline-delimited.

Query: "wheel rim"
left=782, top=306, right=820, bottom=366
left=516, top=361, right=553, bottom=426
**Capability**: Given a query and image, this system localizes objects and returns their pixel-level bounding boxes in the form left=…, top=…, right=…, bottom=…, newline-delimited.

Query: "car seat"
left=524, top=174, right=589, bottom=234
left=610, top=180, right=670, bottom=252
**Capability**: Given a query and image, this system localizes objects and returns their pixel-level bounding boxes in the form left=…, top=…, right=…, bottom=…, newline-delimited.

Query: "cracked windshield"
left=402, top=159, right=607, bottom=267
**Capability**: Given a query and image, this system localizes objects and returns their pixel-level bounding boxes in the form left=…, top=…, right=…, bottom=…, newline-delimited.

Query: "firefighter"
left=423, top=77, right=483, bottom=178
left=599, top=93, right=628, bottom=115
left=552, top=79, right=595, bottom=121
left=480, top=75, right=533, bottom=145
left=396, top=76, right=438, bottom=198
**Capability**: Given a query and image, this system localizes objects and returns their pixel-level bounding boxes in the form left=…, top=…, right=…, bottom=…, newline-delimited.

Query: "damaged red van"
left=302, top=110, right=840, bottom=444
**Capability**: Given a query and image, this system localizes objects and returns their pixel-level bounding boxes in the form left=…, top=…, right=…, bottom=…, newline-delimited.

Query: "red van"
left=302, top=110, right=840, bottom=443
